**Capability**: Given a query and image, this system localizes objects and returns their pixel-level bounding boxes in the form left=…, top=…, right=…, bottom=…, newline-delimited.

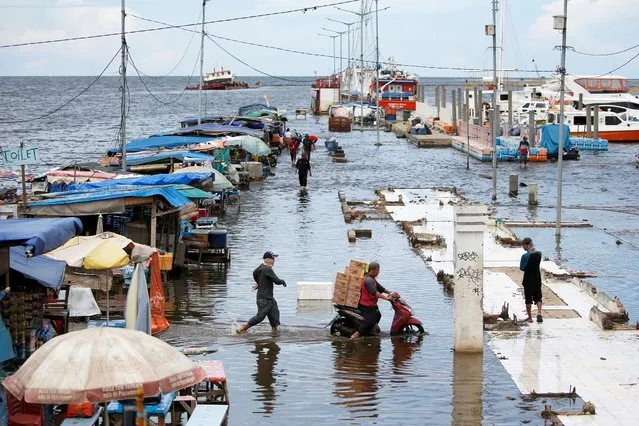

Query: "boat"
left=186, top=68, right=257, bottom=91
left=372, top=61, right=419, bottom=120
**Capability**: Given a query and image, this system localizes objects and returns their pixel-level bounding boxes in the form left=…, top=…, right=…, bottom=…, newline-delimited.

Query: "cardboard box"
left=344, top=286, right=361, bottom=308
left=349, top=259, right=369, bottom=271
left=345, top=266, right=365, bottom=277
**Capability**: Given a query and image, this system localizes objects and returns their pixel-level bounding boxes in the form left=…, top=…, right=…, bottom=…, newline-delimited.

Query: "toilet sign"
left=0, top=145, right=39, bottom=166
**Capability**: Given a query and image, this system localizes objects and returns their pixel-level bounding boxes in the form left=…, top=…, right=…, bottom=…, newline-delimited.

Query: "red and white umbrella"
left=3, top=327, right=205, bottom=404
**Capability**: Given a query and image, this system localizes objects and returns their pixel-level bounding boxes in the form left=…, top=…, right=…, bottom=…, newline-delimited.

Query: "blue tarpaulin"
left=10, top=247, right=66, bottom=289
left=163, top=123, right=263, bottom=138
left=0, top=218, right=83, bottom=256
left=539, top=124, right=572, bottom=154
left=109, top=135, right=216, bottom=154
left=28, top=187, right=193, bottom=209
left=66, top=172, right=215, bottom=192
left=125, top=151, right=215, bottom=166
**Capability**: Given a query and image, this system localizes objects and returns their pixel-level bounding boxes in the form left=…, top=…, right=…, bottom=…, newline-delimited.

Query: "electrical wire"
left=571, top=43, right=639, bottom=57
left=594, top=50, right=639, bottom=77
left=0, top=47, right=122, bottom=124
left=0, top=0, right=359, bottom=49
left=127, top=47, right=197, bottom=107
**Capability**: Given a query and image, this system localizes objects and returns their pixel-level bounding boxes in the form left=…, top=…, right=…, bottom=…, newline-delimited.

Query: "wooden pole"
left=593, top=106, right=599, bottom=140
left=452, top=90, right=458, bottom=134
left=507, top=90, right=513, bottom=129
left=473, top=87, right=478, bottom=120
left=442, top=86, right=447, bottom=108
left=586, top=106, right=592, bottom=138
left=457, top=87, right=463, bottom=123
left=435, top=85, right=440, bottom=117
left=150, top=199, right=157, bottom=248
left=528, top=110, right=536, bottom=146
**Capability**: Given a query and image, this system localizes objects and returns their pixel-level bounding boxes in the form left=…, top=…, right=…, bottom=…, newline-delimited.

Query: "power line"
left=0, top=47, right=122, bottom=124
left=205, top=34, right=321, bottom=83
left=0, top=0, right=359, bottom=49
left=571, top=43, right=639, bottom=57
left=594, top=50, right=639, bottom=77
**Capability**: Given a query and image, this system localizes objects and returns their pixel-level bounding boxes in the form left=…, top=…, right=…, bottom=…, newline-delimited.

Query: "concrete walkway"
left=379, top=188, right=638, bottom=425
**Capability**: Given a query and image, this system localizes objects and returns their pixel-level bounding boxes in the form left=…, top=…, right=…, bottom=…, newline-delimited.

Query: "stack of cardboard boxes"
left=332, top=260, right=369, bottom=308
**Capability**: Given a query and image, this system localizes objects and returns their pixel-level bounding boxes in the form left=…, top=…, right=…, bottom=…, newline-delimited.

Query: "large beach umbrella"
left=2, top=327, right=205, bottom=404
left=225, top=135, right=271, bottom=156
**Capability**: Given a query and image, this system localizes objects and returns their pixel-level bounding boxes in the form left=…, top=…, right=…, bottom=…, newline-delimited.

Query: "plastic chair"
left=7, top=392, right=42, bottom=426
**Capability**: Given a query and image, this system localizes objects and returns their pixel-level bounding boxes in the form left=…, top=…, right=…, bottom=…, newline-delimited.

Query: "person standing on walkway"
left=287, top=135, right=298, bottom=165
left=296, top=154, right=312, bottom=189
left=237, top=251, right=287, bottom=335
left=520, top=237, right=543, bottom=323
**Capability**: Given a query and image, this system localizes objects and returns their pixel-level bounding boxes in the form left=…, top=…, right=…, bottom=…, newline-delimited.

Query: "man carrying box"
left=350, top=261, right=398, bottom=339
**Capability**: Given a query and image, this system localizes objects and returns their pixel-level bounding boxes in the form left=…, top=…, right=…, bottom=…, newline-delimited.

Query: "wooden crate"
left=345, top=266, right=365, bottom=277
left=159, top=253, right=173, bottom=271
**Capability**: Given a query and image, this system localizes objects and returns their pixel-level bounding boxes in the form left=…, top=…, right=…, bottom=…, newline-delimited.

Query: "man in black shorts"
left=520, top=237, right=543, bottom=323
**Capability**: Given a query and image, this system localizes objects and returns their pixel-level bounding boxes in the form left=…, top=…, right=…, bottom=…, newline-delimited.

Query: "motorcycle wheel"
left=330, top=318, right=351, bottom=337
left=400, top=323, right=425, bottom=335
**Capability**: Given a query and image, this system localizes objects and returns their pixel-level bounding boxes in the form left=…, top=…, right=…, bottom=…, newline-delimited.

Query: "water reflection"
left=298, top=189, right=310, bottom=212
left=251, top=341, right=282, bottom=415
left=332, top=339, right=381, bottom=420
left=391, top=336, right=423, bottom=376
left=452, top=352, right=483, bottom=425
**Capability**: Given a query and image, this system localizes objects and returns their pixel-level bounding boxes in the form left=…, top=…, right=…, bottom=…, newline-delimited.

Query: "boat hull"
left=570, top=130, right=639, bottom=142
left=186, top=82, right=257, bottom=91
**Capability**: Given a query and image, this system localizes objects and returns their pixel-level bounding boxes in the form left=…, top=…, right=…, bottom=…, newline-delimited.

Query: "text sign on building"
left=0, top=146, right=39, bottom=166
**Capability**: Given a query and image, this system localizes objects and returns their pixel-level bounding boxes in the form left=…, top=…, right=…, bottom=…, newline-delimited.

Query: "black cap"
left=522, top=237, right=532, bottom=245
left=263, top=251, right=278, bottom=259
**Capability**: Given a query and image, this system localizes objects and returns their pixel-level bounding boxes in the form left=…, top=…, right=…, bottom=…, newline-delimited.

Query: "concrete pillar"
left=452, top=353, right=483, bottom=425
left=476, top=89, right=483, bottom=124
left=453, top=205, right=487, bottom=353
left=528, top=110, right=536, bottom=146
left=442, top=86, right=447, bottom=108
left=586, top=106, right=592, bottom=138
left=457, top=87, right=463, bottom=123
left=507, top=91, right=513, bottom=129
left=473, top=87, right=478, bottom=119
left=593, top=106, right=599, bottom=140
left=465, top=88, right=470, bottom=122
left=435, top=85, right=441, bottom=117
left=452, top=90, right=458, bottom=133
left=509, top=174, right=518, bottom=197
left=578, top=93, right=583, bottom=110
left=528, top=183, right=538, bottom=206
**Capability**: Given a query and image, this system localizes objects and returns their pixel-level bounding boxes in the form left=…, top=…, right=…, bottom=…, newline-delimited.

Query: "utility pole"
left=374, top=0, right=381, bottom=146
left=322, top=27, right=347, bottom=76
left=120, top=0, right=127, bottom=171
left=554, top=1, right=568, bottom=235
left=198, top=0, right=207, bottom=125
left=327, top=18, right=356, bottom=98
left=487, top=0, right=499, bottom=201
left=317, top=33, right=338, bottom=76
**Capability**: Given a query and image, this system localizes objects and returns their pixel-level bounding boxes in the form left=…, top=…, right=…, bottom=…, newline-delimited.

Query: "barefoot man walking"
left=520, top=237, right=543, bottom=323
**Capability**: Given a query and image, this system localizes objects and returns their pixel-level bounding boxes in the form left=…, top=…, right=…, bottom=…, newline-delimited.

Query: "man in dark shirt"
left=237, top=251, right=287, bottom=335
left=518, top=136, right=530, bottom=168
left=350, top=261, right=397, bottom=339
left=296, top=155, right=312, bottom=189
left=520, top=237, right=543, bottom=323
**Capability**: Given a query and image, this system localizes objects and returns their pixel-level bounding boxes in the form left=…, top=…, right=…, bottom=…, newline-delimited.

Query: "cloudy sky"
left=0, top=0, right=638, bottom=78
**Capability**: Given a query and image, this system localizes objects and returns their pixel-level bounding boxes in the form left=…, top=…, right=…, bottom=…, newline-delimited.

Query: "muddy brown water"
left=2, top=77, right=636, bottom=424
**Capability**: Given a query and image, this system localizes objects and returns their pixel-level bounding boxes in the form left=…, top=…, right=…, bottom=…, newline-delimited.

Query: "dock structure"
left=378, top=188, right=639, bottom=425
left=406, top=133, right=452, bottom=148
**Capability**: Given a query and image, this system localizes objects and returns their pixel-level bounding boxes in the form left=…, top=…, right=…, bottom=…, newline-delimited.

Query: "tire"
left=330, top=317, right=352, bottom=337
left=400, top=323, right=425, bottom=335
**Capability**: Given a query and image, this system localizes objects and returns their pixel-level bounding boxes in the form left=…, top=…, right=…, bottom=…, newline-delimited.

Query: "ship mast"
left=198, top=0, right=207, bottom=125
left=120, top=0, right=127, bottom=171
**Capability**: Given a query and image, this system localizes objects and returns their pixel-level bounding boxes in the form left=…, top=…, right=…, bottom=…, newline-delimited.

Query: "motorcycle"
left=329, top=295, right=425, bottom=337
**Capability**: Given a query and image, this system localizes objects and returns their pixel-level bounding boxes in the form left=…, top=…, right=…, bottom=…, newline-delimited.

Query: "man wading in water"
left=520, top=237, right=543, bottom=323
left=237, top=251, right=287, bottom=335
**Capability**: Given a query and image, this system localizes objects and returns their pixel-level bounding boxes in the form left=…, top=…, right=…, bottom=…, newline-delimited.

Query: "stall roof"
left=164, top=123, right=263, bottom=138
left=109, top=135, right=216, bottom=154
left=174, top=185, right=215, bottom=199
left=10, top=247, right=66, bottom=289
left=26, top=187, right=196, bottom=217
left=125, top=151, right=215, bottom=167
left=0, top=218, right=83, bottom=256
left=66, top=172, right=215, bottom=192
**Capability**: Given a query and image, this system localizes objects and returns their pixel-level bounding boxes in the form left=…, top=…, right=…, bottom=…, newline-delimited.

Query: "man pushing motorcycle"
left=350, top=261, right=398, bottom=339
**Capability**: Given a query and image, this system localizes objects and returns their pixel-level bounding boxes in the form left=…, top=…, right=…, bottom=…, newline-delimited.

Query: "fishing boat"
left=186, top=68, right=257, bottom=91
left=372, top=61, right=419, bottom=120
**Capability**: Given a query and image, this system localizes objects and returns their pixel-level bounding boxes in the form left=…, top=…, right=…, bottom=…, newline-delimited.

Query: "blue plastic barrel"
left=208, top=229, right=228, bottom=249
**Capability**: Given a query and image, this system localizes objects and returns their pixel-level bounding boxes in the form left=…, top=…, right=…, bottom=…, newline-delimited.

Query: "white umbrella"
left=2, top=327, right=205, bottom=404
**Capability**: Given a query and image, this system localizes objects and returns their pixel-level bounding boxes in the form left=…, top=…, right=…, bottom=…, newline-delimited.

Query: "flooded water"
left=1, top=76, right=638, bottom=424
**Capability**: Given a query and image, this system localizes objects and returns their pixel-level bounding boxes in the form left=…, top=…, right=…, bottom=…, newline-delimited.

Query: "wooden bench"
left=193, top=360, right=228, bottom=404
left=186, top=405, right=228, bottom=426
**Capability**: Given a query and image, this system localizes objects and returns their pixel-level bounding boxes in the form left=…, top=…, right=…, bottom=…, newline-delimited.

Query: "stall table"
left=193, top=360, right=228, bottom=404
left=107, top=392, right=175, bottom=426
